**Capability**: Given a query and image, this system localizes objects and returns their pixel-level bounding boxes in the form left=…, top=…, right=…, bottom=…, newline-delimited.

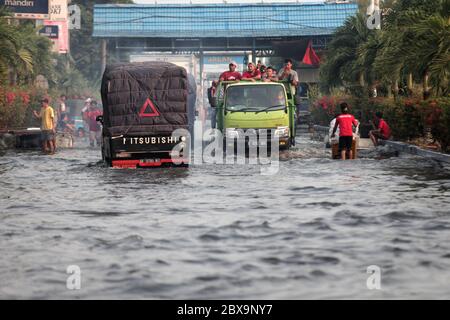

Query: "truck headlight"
left=274, top=126, right=289, bottom=138
left=225, top=128, right=239, bottom=139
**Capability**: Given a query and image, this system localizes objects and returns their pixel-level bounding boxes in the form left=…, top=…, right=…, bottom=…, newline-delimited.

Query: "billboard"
left=1, top=0, right=50, bottom=19
left=43, top=20, right=69, bottom=54
left=49, top=0, right=67, bottom=21
left=38, top=25, right=58, bottom=39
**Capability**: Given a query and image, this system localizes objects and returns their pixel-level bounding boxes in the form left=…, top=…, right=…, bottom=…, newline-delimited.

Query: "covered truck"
left=99, top=62, right=191, bottom=168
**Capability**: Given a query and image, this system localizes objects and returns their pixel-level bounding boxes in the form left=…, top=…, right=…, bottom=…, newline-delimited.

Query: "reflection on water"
left=0, top=136, right=449, bottom=299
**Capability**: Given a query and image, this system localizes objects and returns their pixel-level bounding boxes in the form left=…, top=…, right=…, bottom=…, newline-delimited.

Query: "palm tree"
left=374, top=0, right=449, bottom=97
left=407, top=0, right=450, bottom=96
left=0, top=7, right=33, bottom=85
left=0, top=8, right=56, bottom=86
left=320, top=13, right=374, bottom=90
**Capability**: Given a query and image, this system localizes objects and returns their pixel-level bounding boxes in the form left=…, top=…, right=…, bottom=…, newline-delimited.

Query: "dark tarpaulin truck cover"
left=100, top=61, right=188, bottom=137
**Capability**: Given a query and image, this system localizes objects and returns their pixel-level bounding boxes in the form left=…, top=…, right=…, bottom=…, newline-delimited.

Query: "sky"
left=134, top=0, right=326, bottom=4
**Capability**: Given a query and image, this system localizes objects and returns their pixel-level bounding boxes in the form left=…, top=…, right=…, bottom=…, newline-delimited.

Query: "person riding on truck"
left=331, top=102, right=359, bottom=160
left=278, top=59, right=299, bottom=88
left=241, top=62, right=261, bottom=82
left=219, top=61, right=242, bottom=82
left=262, top=66, right=279, bottom=82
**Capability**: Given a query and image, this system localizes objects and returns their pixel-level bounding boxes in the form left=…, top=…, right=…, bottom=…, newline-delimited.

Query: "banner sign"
left=68, top=4, right=80, bottom=29
left=39, top=25, right=58, bottom=39
left=1, top=0, right=50, bottom=19
left=43, top=20, right=69, bottom=54
left=49, top=0, right=67, bottom=21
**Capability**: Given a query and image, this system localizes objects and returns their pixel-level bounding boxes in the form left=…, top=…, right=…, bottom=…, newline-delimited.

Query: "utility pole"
left=101, top=39, right=107, bottom=75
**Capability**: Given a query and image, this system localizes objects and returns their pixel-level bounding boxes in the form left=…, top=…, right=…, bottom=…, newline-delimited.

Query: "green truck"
left=211, top=80, right=298, bottom=150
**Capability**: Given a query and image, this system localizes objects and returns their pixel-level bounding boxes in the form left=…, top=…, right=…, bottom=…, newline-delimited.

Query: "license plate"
left=141, top=158, right=160, bottom=163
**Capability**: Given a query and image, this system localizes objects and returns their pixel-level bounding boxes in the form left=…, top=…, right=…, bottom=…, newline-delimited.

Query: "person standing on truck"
left=259, top=65, right=267, bottom=77
left=278, top=59, right=299, bottom=88
left=219, top=61, right=242, bottom=82
left=33, top=98, right=56, bottom=154
left=241, top=62, right=261, bottom=81
left=331, top=103, right=359, bottom=160
left=369, top=111, right=392, bottom=146
left=262, top=66, right=279, bottom=82
left=85, top=101, right=102, bottom=147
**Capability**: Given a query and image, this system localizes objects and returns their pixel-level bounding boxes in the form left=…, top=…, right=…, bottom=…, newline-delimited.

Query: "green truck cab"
left=212, top=80, right=297, bottom=149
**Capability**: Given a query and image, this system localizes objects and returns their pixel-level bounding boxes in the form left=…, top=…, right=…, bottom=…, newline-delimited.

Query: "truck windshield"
left=225, top=85, right=286, bottom=112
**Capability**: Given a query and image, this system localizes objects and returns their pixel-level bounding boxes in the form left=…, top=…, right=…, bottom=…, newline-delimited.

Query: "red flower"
left=5, top=92, right=16, bottom=105
left=404, top=99, right=414, bottom=107
left=20, top=92, right=30, bottom=105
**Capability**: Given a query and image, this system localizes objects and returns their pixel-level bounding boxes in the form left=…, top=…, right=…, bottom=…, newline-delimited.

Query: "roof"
left=93, top=3, right=358, bottom=38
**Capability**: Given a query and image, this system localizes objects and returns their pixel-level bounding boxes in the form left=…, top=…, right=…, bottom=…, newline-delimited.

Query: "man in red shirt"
left=84, top=100, right=103, bottom=147
left=370, top=111, right=392, bottom=146
left=331, top=102, right=359, bottom=160
left=241, top=62, right=261, bottom=81
left=219, top=61, right=242, bottom=82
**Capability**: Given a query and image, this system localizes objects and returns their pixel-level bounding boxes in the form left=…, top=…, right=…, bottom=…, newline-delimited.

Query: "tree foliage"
left=0, top=7, right=54, bottom=86
left=69, top=0, right=133, bottom=85
left=321, top=0, right=450, bottom=97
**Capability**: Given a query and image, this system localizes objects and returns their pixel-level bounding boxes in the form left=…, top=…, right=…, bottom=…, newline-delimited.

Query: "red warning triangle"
left=139, top=98, right=160, bottom=117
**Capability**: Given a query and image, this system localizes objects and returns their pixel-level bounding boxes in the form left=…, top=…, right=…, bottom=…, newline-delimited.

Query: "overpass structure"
left=93, top=2, right=357, bottom=62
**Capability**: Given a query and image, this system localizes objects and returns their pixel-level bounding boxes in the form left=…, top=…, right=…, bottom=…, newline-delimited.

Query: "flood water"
left=0, top=133, right=449, bottom=299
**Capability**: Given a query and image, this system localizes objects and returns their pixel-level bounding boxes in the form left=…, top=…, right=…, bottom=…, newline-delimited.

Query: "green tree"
left=69, top=0, right=133, bottom=87
left=374, top=0, right=449, bottom=97
left=0, top=7, right=33, bottom=85
left=0, top=8, right=55, bottom=86
left=407, top=0, right=450, bottom=96
left=320, top=13, right=375, bottom=90
left=322, top=0, right=449, bottom=98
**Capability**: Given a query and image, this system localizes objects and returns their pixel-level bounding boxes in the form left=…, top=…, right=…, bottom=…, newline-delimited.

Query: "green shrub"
left=0, top=86, right=47, bottom=129
left=310, top=94, right=352, bottom=126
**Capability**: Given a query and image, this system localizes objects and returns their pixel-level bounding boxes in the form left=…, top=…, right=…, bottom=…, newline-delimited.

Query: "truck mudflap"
left=111, top=158, right=189, bottom=169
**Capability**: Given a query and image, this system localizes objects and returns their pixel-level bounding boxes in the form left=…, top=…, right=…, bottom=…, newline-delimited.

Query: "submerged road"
left=0, top=134, right=449, bottom=299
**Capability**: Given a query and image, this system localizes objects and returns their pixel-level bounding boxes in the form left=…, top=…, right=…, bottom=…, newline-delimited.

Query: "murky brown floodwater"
left=0, top=133, right=449, bottom=299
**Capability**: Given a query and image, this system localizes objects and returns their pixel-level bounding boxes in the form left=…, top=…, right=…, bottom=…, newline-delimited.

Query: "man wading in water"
left=33, top=98, right=56, bottom=154
left=331, top=103, right=359, bottom=160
